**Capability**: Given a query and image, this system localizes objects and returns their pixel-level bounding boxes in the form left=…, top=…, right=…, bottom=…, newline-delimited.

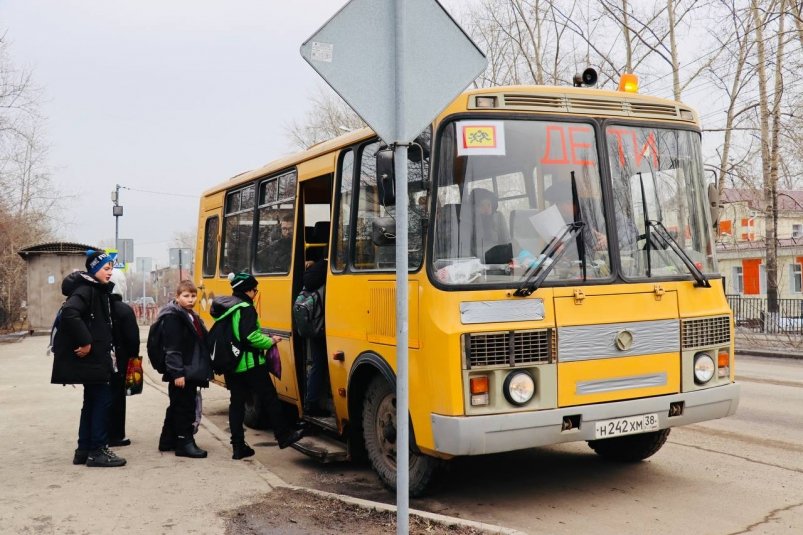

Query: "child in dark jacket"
left=108, top=286, right=140, bottom=446
left=51, top=250, right=126, bottom=468
left=157, top=280, right=212, bottom=458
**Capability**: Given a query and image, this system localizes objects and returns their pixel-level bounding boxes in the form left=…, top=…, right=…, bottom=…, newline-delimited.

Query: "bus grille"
left=681, top=316, right=731, bottom=348
left=464, top=329, right=553, bottom=368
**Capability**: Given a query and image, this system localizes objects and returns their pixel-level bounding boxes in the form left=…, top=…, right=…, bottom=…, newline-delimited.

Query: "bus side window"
left=220, top=184, right=255, bottom=276
left=254, top=171, right=297, bottom=275
left=202, top=216, right=219, bottom=277
left=354, top=142, right=383, bottom=270
left=333, top=150, right=354, bottom=272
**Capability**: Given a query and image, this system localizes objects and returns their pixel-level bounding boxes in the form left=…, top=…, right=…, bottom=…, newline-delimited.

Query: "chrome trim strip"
left=576, top=373, right=667, bottom=395
left=460, top=299, right=544, bottom=324
left=558, top=319, right=679, bottom=361
left=430, top=384, right=740, bottom=456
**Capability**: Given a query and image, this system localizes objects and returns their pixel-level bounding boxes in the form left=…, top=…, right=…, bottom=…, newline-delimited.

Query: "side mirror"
left=707, top=183, right=720, bottom=228
left=376, top=149, right=395, bottom=205
left=408, top=133, right=430, bottom=163
left=371, top=217, right=396, bottom=246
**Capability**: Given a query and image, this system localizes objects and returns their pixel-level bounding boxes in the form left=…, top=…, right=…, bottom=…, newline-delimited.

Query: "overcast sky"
left=2, top=0, right=467, bottom=266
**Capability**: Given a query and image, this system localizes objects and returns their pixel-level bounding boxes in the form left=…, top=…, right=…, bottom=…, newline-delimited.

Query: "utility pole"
left=112, top=184, right=123, bottom=250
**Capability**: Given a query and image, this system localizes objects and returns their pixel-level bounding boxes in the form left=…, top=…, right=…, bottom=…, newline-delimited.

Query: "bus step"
left=303, top=414, right=338, bottom=432
left=291, top=433, right=348, bottom=463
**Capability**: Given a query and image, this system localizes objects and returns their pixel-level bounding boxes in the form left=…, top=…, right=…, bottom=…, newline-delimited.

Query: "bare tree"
left=704, top=0, right=757, bottom=197
left=0, top=37, right=56, bottom=330
left=284, top=86, right=365, bottom=151
left=750, top=0, right=787, bottom=313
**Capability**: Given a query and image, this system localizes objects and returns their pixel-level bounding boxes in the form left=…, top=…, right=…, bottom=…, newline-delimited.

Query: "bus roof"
left=203, top=84, right=698, bottom=197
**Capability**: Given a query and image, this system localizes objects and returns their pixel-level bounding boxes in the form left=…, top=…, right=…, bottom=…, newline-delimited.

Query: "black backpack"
left=47, top=289, right=96, bottom=356
left=146, top=315, right=168, bottom=374
left=47, top=304, right=65, bottom=356
left=292, top=287, right=324, bottom=338
left=208, top=302, right=249, bottom=374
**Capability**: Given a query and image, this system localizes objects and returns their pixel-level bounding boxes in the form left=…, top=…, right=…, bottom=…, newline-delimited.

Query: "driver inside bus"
left=458, top=188, right=511, bottom=264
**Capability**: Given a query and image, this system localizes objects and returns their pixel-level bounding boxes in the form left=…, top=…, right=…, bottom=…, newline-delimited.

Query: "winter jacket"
left=159, top=301, right=212, bottom=385
left=51, top=271, right=115, bottom=385
left=110, top=294, right=139, bottom=374
left=209, top=292, right=275, bottom=374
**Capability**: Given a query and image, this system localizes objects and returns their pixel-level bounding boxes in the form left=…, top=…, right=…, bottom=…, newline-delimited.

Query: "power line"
left=120, top=186, right=199, bottom=199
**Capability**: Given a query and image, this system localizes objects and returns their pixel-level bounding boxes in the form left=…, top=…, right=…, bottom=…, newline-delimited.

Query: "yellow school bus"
left=194, top=72, right=739, bottom=496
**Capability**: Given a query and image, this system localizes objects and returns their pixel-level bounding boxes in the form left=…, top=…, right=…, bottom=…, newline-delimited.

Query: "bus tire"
left=362, top=376, right=439, bottom=497
left=244, top=393, right=270, bottom=430
left=588, top=428, right=671, bottom=462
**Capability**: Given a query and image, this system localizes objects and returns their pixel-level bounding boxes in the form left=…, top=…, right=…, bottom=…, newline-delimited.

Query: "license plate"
left=594, top=413, right=660, bottom=439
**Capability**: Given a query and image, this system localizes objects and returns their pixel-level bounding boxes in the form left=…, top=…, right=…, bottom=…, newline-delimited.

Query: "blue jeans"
left=78, top=383, right=112, bottom=451
left=304, top=336, right=329, bottom=408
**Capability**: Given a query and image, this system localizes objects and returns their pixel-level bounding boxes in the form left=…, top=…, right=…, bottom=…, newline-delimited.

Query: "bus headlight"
left=503, top=371, right=535, bottom=406
left=694, top=352, right=715, bottom=384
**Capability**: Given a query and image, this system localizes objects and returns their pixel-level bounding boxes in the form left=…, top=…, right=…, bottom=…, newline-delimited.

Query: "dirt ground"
left=223, top=487, right=488, bottom=535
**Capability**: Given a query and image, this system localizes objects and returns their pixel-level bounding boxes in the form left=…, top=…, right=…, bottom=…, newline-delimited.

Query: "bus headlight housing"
left=503, top=371, right=535, bottom=406
left=694, top=352, right=715, bottom=384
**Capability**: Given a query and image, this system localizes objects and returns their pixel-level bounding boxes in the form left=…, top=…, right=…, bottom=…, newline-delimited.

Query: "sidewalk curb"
left=144, top=367, right=526, bottom=535
left=735, top=349, right=803, bottom=359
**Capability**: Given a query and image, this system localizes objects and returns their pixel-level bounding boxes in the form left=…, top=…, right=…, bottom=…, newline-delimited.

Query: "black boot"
left=175, top=437, right=207, bottom=458
left=158, top=431, right=175, bottom=452
left=86, top=446, right=126, bottom=467
left=277, top=428, right=304, bottom=449
left=73, top=449, right=89, bottom=465
left=232, top=442, right=255, bottom=460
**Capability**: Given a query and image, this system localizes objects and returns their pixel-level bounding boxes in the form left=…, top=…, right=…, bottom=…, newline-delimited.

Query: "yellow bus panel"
left=558, top=353, right=680, bottom=407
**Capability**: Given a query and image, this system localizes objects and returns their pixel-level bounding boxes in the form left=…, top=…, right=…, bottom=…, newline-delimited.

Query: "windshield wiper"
left=636, top=172, right=710, bottom=288
left=513, top=221, right=585, bottom=297
left=646, top=220, right=711, bottom=287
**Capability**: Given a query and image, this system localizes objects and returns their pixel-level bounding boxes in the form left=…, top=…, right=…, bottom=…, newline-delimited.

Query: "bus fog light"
left=471, top=393, right=489, bottom=406
left=694, top=352, right=715, bottom=384
left=503, top=371, right=535, bottom=406
left=718, top=366, right=730, bottom=378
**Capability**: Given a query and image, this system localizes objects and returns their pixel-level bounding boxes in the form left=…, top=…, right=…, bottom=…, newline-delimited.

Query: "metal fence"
left=727, top=295, right=803, bottom=334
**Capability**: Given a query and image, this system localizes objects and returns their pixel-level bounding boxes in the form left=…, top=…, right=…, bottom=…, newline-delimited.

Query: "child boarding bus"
left=194, top=70, right=739, bottom=496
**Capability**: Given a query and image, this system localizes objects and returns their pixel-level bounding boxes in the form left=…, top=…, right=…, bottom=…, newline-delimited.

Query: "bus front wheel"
left=588, top=428, right=671, bottom=462
left=362, top=377, right=439, bottom=497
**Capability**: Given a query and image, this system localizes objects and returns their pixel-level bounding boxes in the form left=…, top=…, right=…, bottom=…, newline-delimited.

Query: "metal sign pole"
left=395, top=145, right=410, bottom=535
left=142, top=260, right=146, bottom=322
left=394, top=3, right=409, bottom=533
left=300, top=2, right=486, bottom=527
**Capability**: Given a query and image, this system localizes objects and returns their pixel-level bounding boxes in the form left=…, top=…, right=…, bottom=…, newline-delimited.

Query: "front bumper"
left=431, top=383, right=740, bottom=456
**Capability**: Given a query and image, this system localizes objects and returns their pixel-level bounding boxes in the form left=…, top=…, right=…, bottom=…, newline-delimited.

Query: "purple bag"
left=266, top=345, right=282, bottom=379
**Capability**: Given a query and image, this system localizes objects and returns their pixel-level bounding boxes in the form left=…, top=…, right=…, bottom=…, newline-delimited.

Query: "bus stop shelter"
left=17, top=242, right=100, bottom=335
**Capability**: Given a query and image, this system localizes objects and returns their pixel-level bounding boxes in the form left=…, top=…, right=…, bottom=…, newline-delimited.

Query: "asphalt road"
left=205, top=354, right=803, bottom=534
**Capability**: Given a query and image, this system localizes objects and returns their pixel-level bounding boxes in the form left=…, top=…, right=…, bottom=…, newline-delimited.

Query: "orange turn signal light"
left=717, top=350, right=729, bottom=367
left=470, top=376, right=489, bottom=395
left=618, top=73, right=639, bottom=93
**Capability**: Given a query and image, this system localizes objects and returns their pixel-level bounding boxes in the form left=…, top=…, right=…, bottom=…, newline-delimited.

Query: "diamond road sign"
left=300, top=0, right=486, bottom=144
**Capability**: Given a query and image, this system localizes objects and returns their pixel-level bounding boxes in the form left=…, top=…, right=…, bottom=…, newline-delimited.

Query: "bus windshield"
left=432, top=119, right=609, bottom=287
left=431, top=119, right=716, bottom=288
left=606, top=125, right=716, bottom=278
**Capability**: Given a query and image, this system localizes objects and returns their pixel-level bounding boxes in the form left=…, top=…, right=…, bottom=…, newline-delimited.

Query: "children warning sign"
left=457, top=120, right=506, bottom=156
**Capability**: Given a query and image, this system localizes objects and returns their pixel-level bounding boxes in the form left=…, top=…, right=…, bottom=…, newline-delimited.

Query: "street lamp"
left=112, top=184, right=123, bottom=250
